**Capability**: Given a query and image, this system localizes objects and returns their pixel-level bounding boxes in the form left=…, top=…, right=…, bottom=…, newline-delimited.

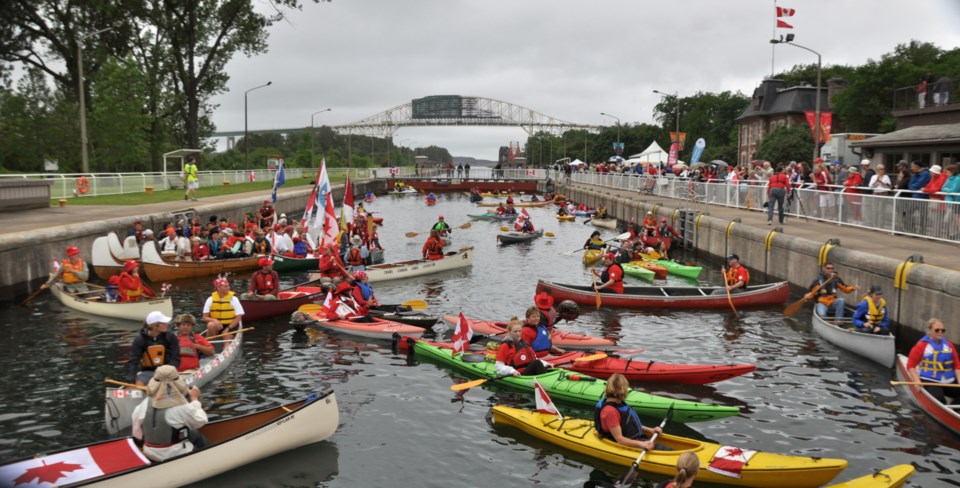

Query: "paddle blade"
left=648, top=250, right=661, bottom=260
left=614, top=232, right=631, bottom=241
left=458, top=222, right=472, bottom=230
left=405, top=232, right=419, bottom=238
left=783, top=297, right=808, bottom=317
left=573, top=353, right=607, bottom=362
left=298, top=303, right=324, bottom=314
left=500, top=226, right=510, bottom=232
left=544, top=232, right=556, bottom=237
left=401, top=299, right=428, bottom=310
left=450, top=378, right=487, bottom=391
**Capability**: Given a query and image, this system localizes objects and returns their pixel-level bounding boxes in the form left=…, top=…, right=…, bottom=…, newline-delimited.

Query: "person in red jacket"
left=241, top=258, right=279, bottom=300
left=174, top=314, right=214, bottom=372
left=422, top=230, right=446, bottom=260
left=350, top=271, right=379, bottom=316
left=118, top=260, right=156, bottom=302
left=842, top=165, right=865, bottom=223
left=592, top=252, right=624, bottom=294
left=318, top=244, right=347, bottom=284
left=495, top=318, right=549, bottom=376
left=924, top=164, right=948, bottom=200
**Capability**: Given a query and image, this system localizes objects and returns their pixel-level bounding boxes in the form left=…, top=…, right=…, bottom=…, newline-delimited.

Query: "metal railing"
left=371, top=167, right=549, bottom=180
left=570, top=172, right=960, bottom=243
left=893, top=76, right=960, bottom=111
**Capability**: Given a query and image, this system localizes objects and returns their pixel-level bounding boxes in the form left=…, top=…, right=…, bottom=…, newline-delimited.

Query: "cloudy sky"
left=210, top=0, right=960, bottom=159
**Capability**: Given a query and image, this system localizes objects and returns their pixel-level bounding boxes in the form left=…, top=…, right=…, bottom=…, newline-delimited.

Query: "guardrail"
left=570, top=172, right=960, bottom=243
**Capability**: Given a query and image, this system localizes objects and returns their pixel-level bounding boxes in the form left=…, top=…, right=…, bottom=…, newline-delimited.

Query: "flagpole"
left=771, top=0, right=777, bottom=77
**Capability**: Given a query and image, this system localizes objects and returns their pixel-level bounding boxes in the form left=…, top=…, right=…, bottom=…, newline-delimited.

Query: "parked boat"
left=588, top=217, right=618, bottom=229
left=497, top=229, right=543, bottom=245
left=4, top=389, right=338, bottom=487
left=476, top=201, right=550, bottom=208
left=825, top=464, right=914, bottom=488
left=239, top=280, right=327, bottom=322
left=310, top=247, right=474, bottom=283
left=556, top=215, right=576, bottom=221
left=410, top=340, right=740, bottom=423
left=894, top=354, right=960, bottom=435
left=104, top=330, right=244, bottom=434
left=305, top=314, right=425, bottom=340
left=812, top=314, right=895, bottom=367
left=440, top=316, right=615, bottom=349
left=141, top=241, right=261, bottom=282
left=583, top=249, right=603, bottom=266
left=91, top=233, right=139, bottom=280
left=468, top=213, right=519, bottom=221
left=269, top=253, right=321, bottom=273
left=51, top=282, right=172, bottom=322
left=491, top=406, right=847, bottom=488
left=536, top=280, right=790, bottom=309
left=621, top=262, right=655, bottom=281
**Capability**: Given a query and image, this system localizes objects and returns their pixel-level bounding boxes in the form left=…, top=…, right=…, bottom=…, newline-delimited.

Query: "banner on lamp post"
left=690, top=138, right=706, bottom=165
left=667, top=142, right=679, bottom=167
left=612, top=142, right=624, bottom=155
left=670, top=132, right=687, bottom=151
left=804, top=111, right=833, bottom=143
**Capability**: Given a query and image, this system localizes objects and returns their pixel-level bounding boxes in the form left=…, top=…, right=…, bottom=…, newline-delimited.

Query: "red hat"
left=219, top=222, right=228, bottom=229
left=661, top=217, right=667, bottom=222
left=603, top=252, right=616, bottom=260
left=534, top=292, right=554, bottom=311
left=273, top=224, right=282, bottom=231
left=335, top=281, right=352, bottom=295
left=108, top=275, right=121, bottom=285
left=228, top=223, right=238, bottom=230
left=123, top=260, right=138, bottom=272
left=258, top=257, right=274, bottom=267
left=66, top=246, right=81, bottom=257
left=166, top=228, right=176, bottom=235
left=814, top=157, right=824, bottom=163
left=293, top=237, right=301, bottom=242
left=285, top=225, right=294, bottom=233
left=263, top=199, right=270, bottom=204
left=439, top=215, right=444, bottom=219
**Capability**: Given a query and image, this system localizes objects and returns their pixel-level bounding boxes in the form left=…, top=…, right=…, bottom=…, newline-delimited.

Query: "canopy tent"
left=627, top=141, right=669, bottom=163
left=569, top=159, right=586, bottom=166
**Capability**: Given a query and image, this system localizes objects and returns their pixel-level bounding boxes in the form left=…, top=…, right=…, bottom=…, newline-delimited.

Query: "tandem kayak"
left=651, top=259, right=703, bottom=279
left=305, top=314, right=425, bottom=340
left=625, top=261, right=667, bottom=280
left=410, top=340, right=740, bottom=423
left=536, top=280, right=790, bottom=309
left=497, top=229, right=543, bottom=244
left=491, top=406, right=847, bottom=488
left=442, top=316, right=614, bottom=349
left=621, top=262, right=655, bottom=281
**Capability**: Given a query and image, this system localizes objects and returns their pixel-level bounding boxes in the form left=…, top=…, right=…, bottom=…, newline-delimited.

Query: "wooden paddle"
left=890, top=381, right=960, bottom=388
left=720, top=266, right=738, bottom=315
left=783, top=275, right=836, bottom=317
left=405, top=222, right=471, bottom=238
left=591, top=273, right=602, bottom=310
left=20, top=284, right=48, bottom=306
left=449, top=353, right=608, bottom=391
left=617, top=404, right=674, bottom=487
left=206, top=326, right=254, bottom=340
left=567, top=232, right=631, bottom=256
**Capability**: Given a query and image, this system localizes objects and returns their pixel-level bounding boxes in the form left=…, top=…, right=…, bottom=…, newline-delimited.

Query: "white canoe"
left=588, top=217, right=618, bottom=230
left=310, top=246, right=474, bottom=283
left=104, top=330, right=244, bottom=434
left=811, top=313, right=895, bottom=367
left=2, top=389, right=338, bottom=488
left=50, top=282, right=172, bottom=322
left=92, top=233, right=142, bottom=280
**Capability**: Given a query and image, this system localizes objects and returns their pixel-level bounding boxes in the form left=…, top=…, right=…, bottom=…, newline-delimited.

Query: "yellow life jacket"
left=209, top=291, right=236, bottom=322
left=866, top=296, right=886, bottom=323
left=140, top=344, right=166, bottom=368
left=61, top=258, right=85, bottom=284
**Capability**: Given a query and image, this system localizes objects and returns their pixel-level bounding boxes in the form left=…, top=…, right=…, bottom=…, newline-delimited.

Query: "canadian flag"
left=451, top=312, right=473, bottom=355
left=776, top=6, right=794, bottom=29
left=526, top=169, right=536, bottom=176
left=0, top=438, right=150, bottom=486
left=707, top=446, right=758, bottom=478
left=320, top=192, right=339, bottom=249
left=389, top=167, right=400, bottom=174
left=513, top=208, right=531, bottom=231
left=534, top=378, right=563, bottom=419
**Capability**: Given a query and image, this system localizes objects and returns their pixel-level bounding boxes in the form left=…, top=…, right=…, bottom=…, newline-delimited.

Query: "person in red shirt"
left=766, top=164, right=792, bottom=225
left=592, top=252, right=624, bottom=294
left=642, top=211, right=657, bottom=237
left=318, top=245, right=347, bottom=284
left=906, top=318, right=960, bottom=404
left=174, top=314, right=215, bottom=372
left=350, top=271, right=379, bottom=316
left=924, top=164, right=948, bottom=200
left=118, top=260, right=156, bottom=302
left=714, top=254, right=750, bottom=295
left=595, top=373, right=662, bottom=450
left=842, top=165, right=864, bottom=223
left=422, top=230, right=446, bottom=260
left=259, top=199, right=276, bottom=227
left=242, top=258, right=279, bottom=300
left=495, top=318, right=549, bottom=376
left=190, top=236, right=211, bottom=261
left=320, top=281, right=359, bottom=320
left=521, top=306, right=564, bottom=357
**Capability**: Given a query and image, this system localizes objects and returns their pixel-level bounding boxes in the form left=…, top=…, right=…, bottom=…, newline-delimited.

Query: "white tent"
left=627, top=141, right=669, bottom=163
left=569, top=159, right=585, bottom=166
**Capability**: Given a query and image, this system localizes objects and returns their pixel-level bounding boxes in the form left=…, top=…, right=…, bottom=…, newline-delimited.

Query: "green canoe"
left=621, top=262, right=655, bottom=281
left=411, top=340, right=740, bottom=423
left=271, top=253, right=320, bottom=273
left=653, top=260, right=703, bottom=279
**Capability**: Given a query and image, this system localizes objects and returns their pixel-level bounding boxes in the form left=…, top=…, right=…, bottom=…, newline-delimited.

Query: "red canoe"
left=441, top=315, right=614, bottom=349
left=398, top=337, right=754, bottom=384
left=535, top=280, right=790, bottom=309
left=895, top=354, right=960, bottom=435
left=239, top=281, right=326, bottom=322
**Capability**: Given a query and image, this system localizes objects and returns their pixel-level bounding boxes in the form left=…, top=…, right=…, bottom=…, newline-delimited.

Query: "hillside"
left=452, top=156, right=496, bottom=167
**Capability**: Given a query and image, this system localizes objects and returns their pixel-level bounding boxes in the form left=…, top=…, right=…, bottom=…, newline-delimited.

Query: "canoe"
left=825, top=464, right=915, bottom=488
left=812, top=313, right=895, bottom=367
left=621, top=263, right=655, bottom=281
left=5, top=389, right=338, bottom=487
left=141, top=241, right=261, bottom=282
left=270, top=253, right=322, bottom=273
left=583, top=249, right=603, bottom=266
left=894, top=354, right=960, bottom=435
left=491, top=406, right=846, bottom=488
left=536, top=280, right=790, bottom=309
left=411, top=340, right=740, bottom=423
left=91, top=233, right=140, bottom=280
left=105, top=330, right=243, bottom=434
left=480, top=192, right=517, bottom=197
left=468, top=213, right=518, bottom=221
left=652, top=259, right=703, bottom=279
left=308, top=247, right=474, bottom=284
left=239, top=280, right=328, bottom=322
left=441, top=316, right=615, bottom=349
left=305, top=313, right=425, bottom=340
left=497, top=229, right=543, bottom=244
left=624, top=261, right=667, bottom=280
left=476, top=201, right=550, bottom=208
left=51, top=282, right=172, bottom=322
left=556, top=215, right=576, bottom=221
left=588, top=217, right=618, bottom=229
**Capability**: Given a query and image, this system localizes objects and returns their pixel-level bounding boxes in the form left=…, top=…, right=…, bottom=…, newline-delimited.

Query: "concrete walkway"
left=570, top=183, right=960, bottom=272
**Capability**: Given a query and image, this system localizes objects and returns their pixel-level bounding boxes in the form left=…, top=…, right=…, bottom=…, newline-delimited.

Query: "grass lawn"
left=52, top=175, right=344, bottom=206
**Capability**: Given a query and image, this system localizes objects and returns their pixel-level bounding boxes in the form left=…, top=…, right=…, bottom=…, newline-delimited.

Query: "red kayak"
left=441, top=315, right=614, bottom=349
left=400, top=336, right=754, bottom=385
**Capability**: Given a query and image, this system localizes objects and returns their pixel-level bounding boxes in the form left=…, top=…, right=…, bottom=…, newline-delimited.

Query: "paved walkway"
left=570, top=183, right=960, bottom=271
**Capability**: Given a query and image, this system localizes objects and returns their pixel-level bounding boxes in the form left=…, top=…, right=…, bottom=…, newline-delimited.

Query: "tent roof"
left=628, top=141, right=668, bottom=160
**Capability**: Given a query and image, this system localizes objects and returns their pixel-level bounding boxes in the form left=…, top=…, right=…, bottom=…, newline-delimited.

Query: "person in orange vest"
left=241, top=257, right=279, bottom=300
left=713, top=254, right=750, bottom=295
left=117, top=259, right=157, bottom=302
left=422, top=229, right=446, bottom=260
left=344, top=235, right=369, bottom=272
left=174, top=314, right=215, bottom=373
left=318, top=244, right=348, bottom=285
left=42, top=246, right=90, bottom=293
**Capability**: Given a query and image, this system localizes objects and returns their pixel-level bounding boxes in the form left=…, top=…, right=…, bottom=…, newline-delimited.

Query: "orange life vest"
left=61, top=259, right=85, bottom=284
left=347, top=247, right=364, bottom=266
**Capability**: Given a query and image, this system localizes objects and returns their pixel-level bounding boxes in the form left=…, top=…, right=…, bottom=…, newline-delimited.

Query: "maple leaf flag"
left=0, top=438, right=149, bottom=486
left=776, top=6, right=795, bottom=17
left=534, top=378, right=563, bottom=419
left=320, top=191, right=340, bottom=249
left=513, top=208, right=531, bottom=231
left=341, top=175, right=355, bottom=230
left=451, top=312, right=473, bottom=355
left=707, top=446, right=758, bottom=478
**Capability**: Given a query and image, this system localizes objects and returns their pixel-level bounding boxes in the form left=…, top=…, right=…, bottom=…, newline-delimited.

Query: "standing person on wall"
left=184, top=155, right=200, bottom=202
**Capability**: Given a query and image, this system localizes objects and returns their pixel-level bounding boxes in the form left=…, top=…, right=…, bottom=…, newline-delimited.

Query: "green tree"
left=654, top=91, right=749, bottom=163
left=89, top=57, right=150, bottom=172
left=753, top=125, right=814, bottom=164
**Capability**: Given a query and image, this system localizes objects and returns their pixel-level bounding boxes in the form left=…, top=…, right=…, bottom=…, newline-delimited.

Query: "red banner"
left=804, top=111, right=832, bottom=143
left=667, top=142, right=679, bottom=167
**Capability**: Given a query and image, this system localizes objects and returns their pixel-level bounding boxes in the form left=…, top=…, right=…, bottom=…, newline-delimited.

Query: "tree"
left=653, top=91, right=749, bottom=163
left=89, top=57, right=150, bottom=172
left=753, top=125, right=813, bottom=164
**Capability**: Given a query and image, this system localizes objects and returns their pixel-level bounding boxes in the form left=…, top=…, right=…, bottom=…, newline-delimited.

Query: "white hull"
left=50, top=282, right=172, bottom=322
left=91, top=236, right=126, bottom=278
left=105, top=330, right=244, bottom=434
left=588, top=217, right=618, bottom=230
left=811, top=313, right=895, bottom=367
left=311, top=247, right=474, bottom=283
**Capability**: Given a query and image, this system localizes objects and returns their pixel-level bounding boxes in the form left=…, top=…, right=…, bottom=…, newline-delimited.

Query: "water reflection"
left=187, top=441, right=340, bottom=487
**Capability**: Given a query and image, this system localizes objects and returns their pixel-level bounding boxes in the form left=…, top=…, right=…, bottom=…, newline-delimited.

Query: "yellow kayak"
left=824, top=464, right=914, bottom=488
left=556, top=215, right=576, bottom=221
left=583, top=249, right=603, bottom=266
left=491, top=406, right=847, bottom=488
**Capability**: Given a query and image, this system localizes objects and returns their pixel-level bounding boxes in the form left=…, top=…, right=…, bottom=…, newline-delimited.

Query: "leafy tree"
left=653, top=91, right=749, bottom=163
left=753, top=124, right=814, bottom=164
left=89, top=57, right=150, bottom=172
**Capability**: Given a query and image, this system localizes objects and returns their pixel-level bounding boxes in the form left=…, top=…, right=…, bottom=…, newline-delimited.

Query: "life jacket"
left=814, top=275, right=839, bottom=305
left=502, top=339, right=538, bottom=371
left=143, top=403, right=188, bottom=448
left=347, top=247, right=364, bottom=266
left=356, top=282, right=374, bottom=300
left=426, top=238, right=443, bottom=257
left=253, top=239, right=270, bottom=254
left=178, top=334, right=201, bottom=371
left=594, top=398, right=643, bottom=442
left=865, top=297, right=887, bottom=324
left=252, top=271, right=278, bottom=296
left=140, top=344, right=166, bottom=368
left=523, top=323, right=552, bottom=354
left=209, top=291, right=236, bottom=322
left=119, top=272, right=144, bottom=302
left=586, top=238, right=604, bottom=250
left=600, top=263, right=624, bottom=284
left=61, top=259, right=84, bottom=284
left=917, top=337, right=957, bottom=384
left=537, top=309, right=556, bottom=330
left=725, top=266, right=750, bottom=287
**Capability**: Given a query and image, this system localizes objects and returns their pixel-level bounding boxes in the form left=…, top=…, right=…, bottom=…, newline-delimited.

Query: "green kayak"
left=621, top=262, right=655, bottom=281
left=653, top=260, right=703, bottom=279
left=411, top=340, right=740, bottom=423
left=271, top=253, right=320, bottom=273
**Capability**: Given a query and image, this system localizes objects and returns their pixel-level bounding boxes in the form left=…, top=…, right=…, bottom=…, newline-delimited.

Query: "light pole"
left=600, top=112, right=621, bottom=160
left=653, top=90, right=680, bottom=169
left=310, top=108, right=331, bottom=167
left=77, top=26, right=115, bottom=174
left=771, top=35, right=822, bottom=162
left=244, top=81, right=272, bottom=171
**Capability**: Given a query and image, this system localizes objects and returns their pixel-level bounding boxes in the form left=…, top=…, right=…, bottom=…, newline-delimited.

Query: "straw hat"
left=147, top=365, right=189, bottom=408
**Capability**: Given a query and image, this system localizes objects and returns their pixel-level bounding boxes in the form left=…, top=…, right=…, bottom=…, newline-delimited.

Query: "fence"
left=370, top=166, right=549, bottom=181
left=570, top=172, right=960, bottom=244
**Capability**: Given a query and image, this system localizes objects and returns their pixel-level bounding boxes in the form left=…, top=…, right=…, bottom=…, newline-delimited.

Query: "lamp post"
left=771, top=35, right=822, bottom=162
left=652, top=89, right=680, bottom=161
left=600, top=112, right=620, bottom=160
left=77, top=26, right=115, bottom=174
left=310, top=108, right=331, bottom=167
left=244, top=81, right=272, bottom=171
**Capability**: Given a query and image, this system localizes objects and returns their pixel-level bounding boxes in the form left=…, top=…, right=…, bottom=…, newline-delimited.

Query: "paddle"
left=783, top=275, right=836, bottom=317
left=20, top=284, right=48, bottom=306
left=405, top=222, right=471, bottom=238
left=618, top=404, right=674, bottom=487
left=591, top=273, right=602, bottom=310
left=206, top=326, right=254, bottom=340
left=720, top=266, right=738, bottom=315
left=449, top=353, right=608, bottom=391
left=566, top=232, right=631, bottom=256
left=890, top=381, right=960, bottom=388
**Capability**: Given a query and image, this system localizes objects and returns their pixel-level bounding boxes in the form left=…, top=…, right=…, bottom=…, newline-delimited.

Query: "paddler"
left=583, top=231, right=605, bottom=250
left=518, top=214, right=535, bottom=234
left=202, top=276, right=245, bottom=338
left=642, top=211, right=657, bottom=237
left=321, top=281, right=360, bottom=320
left=595, top=373, right=663, bottom=451
left=522, top=306, right=565, bottom=358
left=131, top=364, right=209, bottom=462
left=350, top=271, right=379, bottom=316
left=41, top=246, right=90, bottom=293
left=117, top=259, right=156, bottom=302
left=592, top=252, right=625, bottom=294
left=426, top=192, right=438, bottom=205
left=318, top=244, right=348, bottom=284
left=258, top=199, right=276, bottom=228
left=534, top=292, right=559, bottom=332
left=432, top=215, right=452, bottom=238
left=713, top=254, right=750, bottom=295
left=506, top=195, right=515, bottom=205
left=127, top=311, right=180, bottom=385
left=422, top=229, right=446, bottom=260
left=657, top=217, right=681, bottom=239
left=241, top=257, right=279, bottom=300
left=174, top=314, right=214, bottom=373
left=907, top=318, right=960, bottom=405
left=344, top=235, right=369, bottom=272
left=495, top=318, right=549, bottom=376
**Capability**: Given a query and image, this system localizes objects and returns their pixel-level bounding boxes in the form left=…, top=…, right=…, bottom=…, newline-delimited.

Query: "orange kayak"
left=306, top=313, right=425, bottom=340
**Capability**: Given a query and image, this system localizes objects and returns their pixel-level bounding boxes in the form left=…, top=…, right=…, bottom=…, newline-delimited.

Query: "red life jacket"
left=178, top=334, right=202, bottom=371
left=347, top=247, right=364, bottom=266
left=252, top=270, right=279, bottom=296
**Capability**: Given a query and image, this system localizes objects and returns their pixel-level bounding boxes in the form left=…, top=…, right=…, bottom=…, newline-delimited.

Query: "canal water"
left=0, top=192, right=957, bottom=487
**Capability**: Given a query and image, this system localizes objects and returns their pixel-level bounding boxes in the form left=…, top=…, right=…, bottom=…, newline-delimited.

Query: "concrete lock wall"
left=554, top=182, right=960, bottom=344
left=1, top=180, right=385, bottom=301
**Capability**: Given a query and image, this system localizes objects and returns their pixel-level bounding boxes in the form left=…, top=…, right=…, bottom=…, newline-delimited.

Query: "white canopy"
left=628, top=141, right=669, bottom=163
left=569, top=159, right=586, bottom=166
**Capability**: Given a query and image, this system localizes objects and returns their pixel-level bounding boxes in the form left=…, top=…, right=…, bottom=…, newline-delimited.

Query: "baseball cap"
left=869, top=285, right=883, bottom=295
left=146, top=311, right=172, bottom=324
left=727, top=254, right=740, bottom=261
left=603, top=252, right=615, bottom=260
left=259, top=257, right=274, bottom=267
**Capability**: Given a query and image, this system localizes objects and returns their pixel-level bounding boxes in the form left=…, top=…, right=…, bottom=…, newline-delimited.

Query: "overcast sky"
left=209, top=0, right=960, bottom=159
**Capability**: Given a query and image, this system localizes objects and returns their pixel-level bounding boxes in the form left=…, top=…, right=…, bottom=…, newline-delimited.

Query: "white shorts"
left=188, top=181, right=199, bottom=190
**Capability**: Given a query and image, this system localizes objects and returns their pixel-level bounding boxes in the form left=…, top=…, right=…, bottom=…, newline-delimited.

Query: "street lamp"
left=600, top=112, right=621, bottom=159
left=771, top=34, right=822, bottom=162
left=244, top=81, right=272, bottom=171
left=77, top=26, right=115, bottom=174
left=310, top=108, right=332, bottom=167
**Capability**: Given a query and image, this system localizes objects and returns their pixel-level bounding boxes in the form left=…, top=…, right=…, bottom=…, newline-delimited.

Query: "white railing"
left=570, top=172, right=960, bottom=243
left=370, top=166, right=549, bottom=180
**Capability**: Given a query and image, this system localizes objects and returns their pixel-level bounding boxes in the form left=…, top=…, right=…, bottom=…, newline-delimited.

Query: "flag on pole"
left=271, top=159, right=286, bottom=203
left=451, top=312, right=473, bottom=355
left=776, top=6, right=795, bottom=29
left=513, top=208, right=530, bottom=231
left=533, top=378, right=563, bottom=418
left=303, top=160, right=331, bottom=237
left=320, top=191, right=339, bottom=249
left=340, top=175, right=354, bottom=231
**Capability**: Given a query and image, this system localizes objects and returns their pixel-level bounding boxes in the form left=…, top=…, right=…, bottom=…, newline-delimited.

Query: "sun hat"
left=124, top=260, right=138, bottom=273
left=147, top=365, right=189, bottom=408
left=931, top=165, right=942, bottom=175
left=534, top=292, right=554, bottom=311
left=353, top=271, right=368, bottom=281
left=143, top=229, right=154, bottom=237
left=146, top=310, right=172, bottom=324
left=66, top=246, right=81, bottom=256
left=860, top=159, right=871, bottom=166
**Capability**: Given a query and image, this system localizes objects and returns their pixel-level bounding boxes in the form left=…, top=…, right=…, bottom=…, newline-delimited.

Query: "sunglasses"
left=824, top=267, right=834, bottom=270
left=932, top=328, right=946, bottom=333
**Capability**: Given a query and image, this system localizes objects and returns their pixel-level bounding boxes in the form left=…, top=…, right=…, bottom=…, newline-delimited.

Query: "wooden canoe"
left=240, top=280, right=328, bottom=322
left=587, top=217, right=618, bottom=229
left=5, top=389, right=337, bottom=487
left=894, top=354, right=960, bottom=435
left=91, top=233, right=135, bottom=280
left=497, top=229, right=543, bottom=244
left=140, top=241, right=261, bottom=281
left=104, top=330, right=244, bottom=434
left=536, top=280, right=790, bottom=309
left=812, top=313, right=895, bottom=367
left=310, top=247, right=474, bottom=283
left=51, top=282, right=172, bottom=322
